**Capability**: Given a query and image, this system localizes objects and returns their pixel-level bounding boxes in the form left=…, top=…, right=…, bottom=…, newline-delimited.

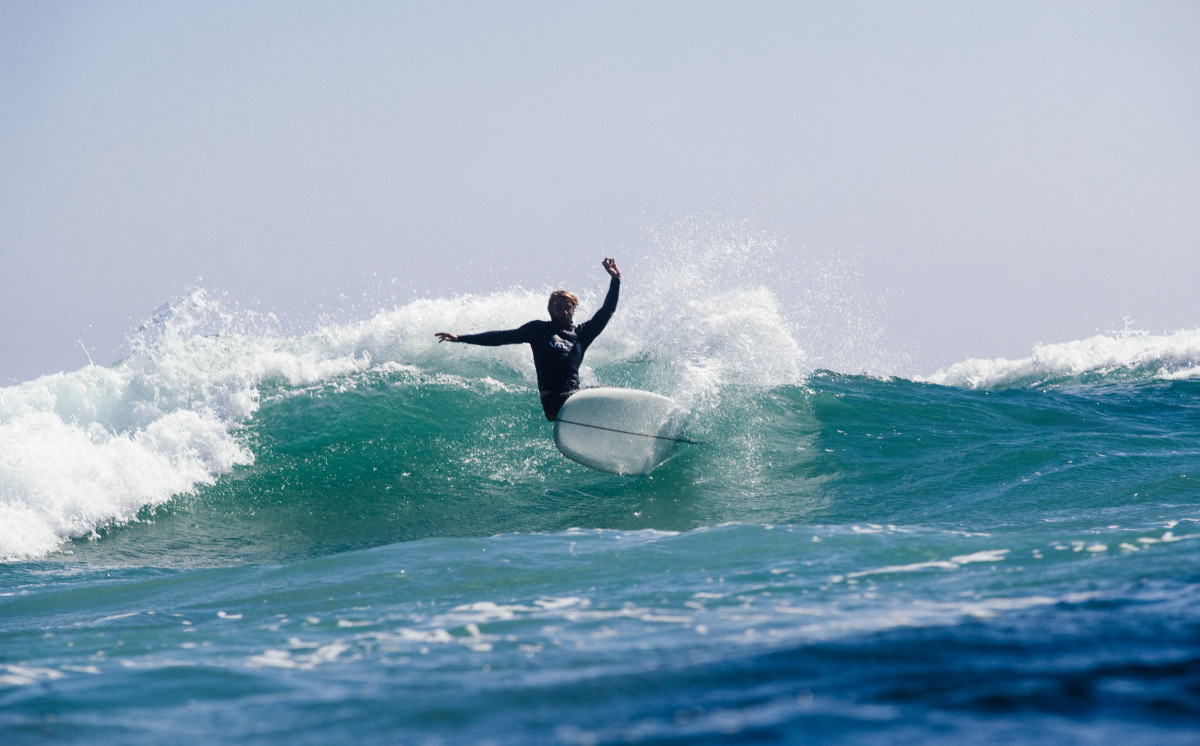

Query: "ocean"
left=3, top=256, right=1200, bottom=744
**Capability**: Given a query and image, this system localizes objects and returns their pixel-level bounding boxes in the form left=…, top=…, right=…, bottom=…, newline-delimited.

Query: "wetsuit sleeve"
left=456, top=321, right=539, bottom=347
left=576, top=276, right=620, bottom=347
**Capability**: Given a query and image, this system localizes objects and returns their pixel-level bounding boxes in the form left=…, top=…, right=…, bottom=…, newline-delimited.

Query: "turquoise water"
left=4, top=274, right=1200, bottom=743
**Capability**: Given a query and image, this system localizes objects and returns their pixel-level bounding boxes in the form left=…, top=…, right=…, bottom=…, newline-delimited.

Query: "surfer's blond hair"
left=548, top=290, right=579, bottom=308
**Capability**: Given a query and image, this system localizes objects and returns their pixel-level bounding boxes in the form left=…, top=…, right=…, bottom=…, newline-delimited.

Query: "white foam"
left=923, top=328, right=1200, bottom=389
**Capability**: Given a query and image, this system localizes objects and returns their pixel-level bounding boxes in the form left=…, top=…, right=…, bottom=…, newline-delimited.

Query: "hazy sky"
left=2, top=1, right=1197, bottom=383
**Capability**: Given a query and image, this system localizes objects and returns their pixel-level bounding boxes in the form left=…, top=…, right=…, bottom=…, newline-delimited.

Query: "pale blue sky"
left=3, top=1, right=1197, bottom=382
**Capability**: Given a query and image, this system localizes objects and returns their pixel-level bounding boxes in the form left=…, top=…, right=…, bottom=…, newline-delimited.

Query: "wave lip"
left=922, top=328, right=1200, bottom=389
left=0, top=403, right=248, bottom=561
left=2, top=291, right=279, bottom=561
left=0, top=356, right=257, bottom=562
left=0, top=285, right=437, bottom=561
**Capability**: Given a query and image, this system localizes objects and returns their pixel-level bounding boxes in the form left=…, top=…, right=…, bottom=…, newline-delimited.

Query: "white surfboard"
left=553, top=388, right=689, bottom=475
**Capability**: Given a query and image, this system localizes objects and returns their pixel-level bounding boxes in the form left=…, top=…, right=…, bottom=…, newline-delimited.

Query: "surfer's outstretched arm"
left=436, top=323, right=538, bottom=346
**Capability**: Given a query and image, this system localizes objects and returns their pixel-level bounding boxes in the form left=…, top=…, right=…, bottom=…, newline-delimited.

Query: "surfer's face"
left=548, top=298, right=576, bottom=325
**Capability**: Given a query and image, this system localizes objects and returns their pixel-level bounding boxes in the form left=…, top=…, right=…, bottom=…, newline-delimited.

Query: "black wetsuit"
left=457, top=276, right=620, bottom=420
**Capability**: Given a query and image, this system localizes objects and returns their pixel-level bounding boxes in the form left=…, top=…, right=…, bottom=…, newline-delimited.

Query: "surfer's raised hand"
left=435, top=332, right=459, bottom=343
left=602, top=257, right=621, bottom=279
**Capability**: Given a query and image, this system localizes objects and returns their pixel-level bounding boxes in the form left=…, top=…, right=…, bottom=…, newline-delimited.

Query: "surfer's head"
left=548, top=290, right=578, bottom=326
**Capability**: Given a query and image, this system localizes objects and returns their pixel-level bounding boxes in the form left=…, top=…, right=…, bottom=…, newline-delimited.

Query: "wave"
left=5, top=221, right=1196, bottom=563
left=922, top=328, right=1200, bottom=389
left=4, top=220, right=862, bottom=561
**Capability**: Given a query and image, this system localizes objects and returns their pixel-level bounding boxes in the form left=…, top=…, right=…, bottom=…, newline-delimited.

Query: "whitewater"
left=3, top=233, right=1200, bottom=744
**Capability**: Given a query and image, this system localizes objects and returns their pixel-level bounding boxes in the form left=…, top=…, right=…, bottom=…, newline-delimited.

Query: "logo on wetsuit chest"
left=548, top=335, right=572, bottom=352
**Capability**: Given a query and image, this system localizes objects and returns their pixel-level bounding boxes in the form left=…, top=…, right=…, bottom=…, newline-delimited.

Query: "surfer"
left=435, top=258, right=622, bottom=421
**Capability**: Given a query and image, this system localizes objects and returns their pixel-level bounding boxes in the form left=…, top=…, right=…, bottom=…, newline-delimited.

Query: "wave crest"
left=923, top=328, right=1200, bottom=389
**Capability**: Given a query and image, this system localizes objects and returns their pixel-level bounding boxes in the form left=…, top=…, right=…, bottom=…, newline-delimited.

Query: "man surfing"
left=435, top=258, right=621, bottom=421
